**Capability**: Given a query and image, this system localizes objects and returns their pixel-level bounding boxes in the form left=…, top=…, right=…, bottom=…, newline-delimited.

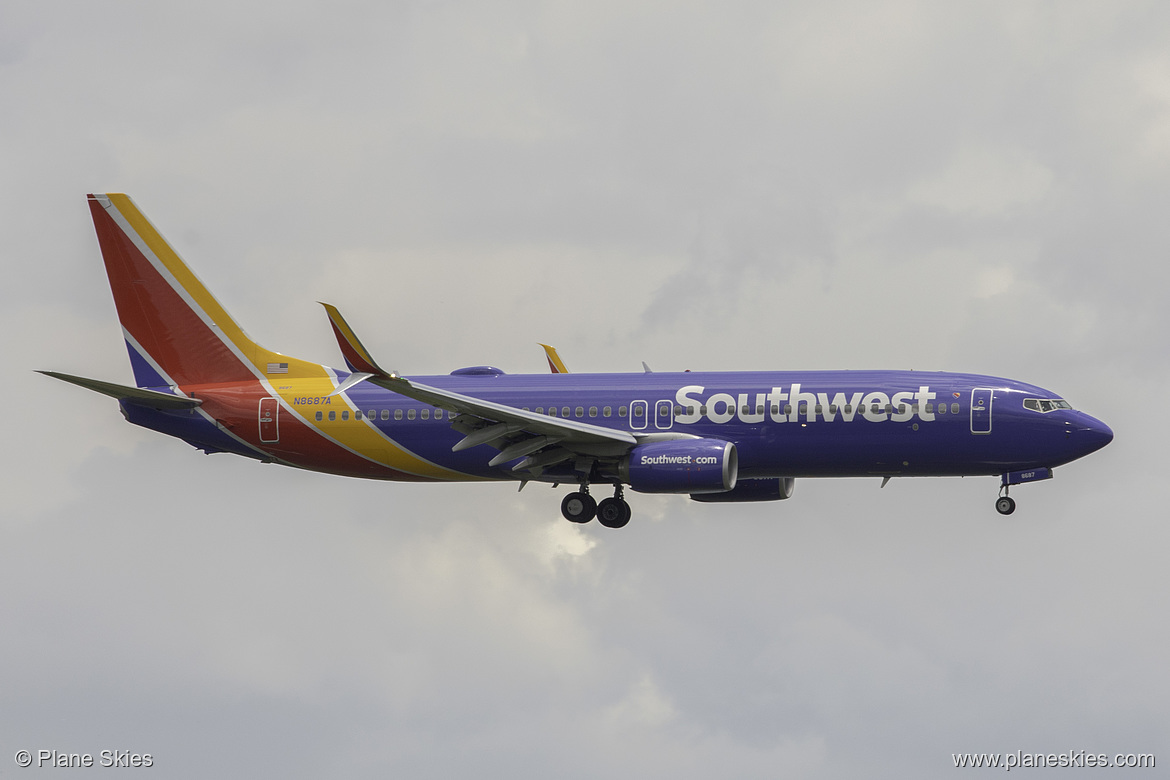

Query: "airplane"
left=40, top=194, right=1114, bottom=528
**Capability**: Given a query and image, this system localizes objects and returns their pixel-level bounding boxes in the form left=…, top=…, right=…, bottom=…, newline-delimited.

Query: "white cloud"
left=906, top=146, right=1054, bottom=217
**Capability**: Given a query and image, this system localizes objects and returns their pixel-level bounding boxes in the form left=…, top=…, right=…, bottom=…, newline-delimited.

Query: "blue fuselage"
left=328, top=368, right=1112, bottom=483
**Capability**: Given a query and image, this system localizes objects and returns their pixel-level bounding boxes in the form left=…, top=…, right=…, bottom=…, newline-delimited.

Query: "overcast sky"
left=2, top=2, right=1167, bottom=777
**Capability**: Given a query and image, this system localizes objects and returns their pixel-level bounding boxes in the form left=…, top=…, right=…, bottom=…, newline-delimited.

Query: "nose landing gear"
left=996, top=481, right=1016, bottom=515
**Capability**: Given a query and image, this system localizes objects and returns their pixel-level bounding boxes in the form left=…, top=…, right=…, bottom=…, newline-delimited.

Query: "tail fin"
left=88, top=194, right=310, bottom=388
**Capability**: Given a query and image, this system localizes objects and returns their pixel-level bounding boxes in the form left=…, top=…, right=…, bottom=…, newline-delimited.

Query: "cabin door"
left=970, top=388, right=993, bottom=435
left=259, top=397, right=280, bottom=442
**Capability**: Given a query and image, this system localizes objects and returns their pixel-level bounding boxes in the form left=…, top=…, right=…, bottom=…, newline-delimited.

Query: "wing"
left=321, top=304, right=638, bottom=478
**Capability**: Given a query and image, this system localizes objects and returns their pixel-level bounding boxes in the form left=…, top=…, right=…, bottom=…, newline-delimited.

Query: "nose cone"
left=1072, top=413, right=1114, bottom=458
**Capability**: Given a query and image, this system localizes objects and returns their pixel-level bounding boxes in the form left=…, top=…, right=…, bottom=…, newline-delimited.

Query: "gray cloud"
left=2, top=2, right=1166, bottom=777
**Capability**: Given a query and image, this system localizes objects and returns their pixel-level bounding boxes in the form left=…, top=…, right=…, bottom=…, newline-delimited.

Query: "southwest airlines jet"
left=41, top=194, right=1113, bottom=528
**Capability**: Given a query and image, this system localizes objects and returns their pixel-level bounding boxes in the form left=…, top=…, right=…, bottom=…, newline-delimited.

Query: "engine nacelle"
left=619, top=439, right=737, bottom=494
left=690, top=477, right=795, bottom=503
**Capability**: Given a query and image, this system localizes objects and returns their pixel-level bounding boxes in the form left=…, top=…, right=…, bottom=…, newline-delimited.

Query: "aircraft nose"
left=1071, top=414, right=1113, bottom=456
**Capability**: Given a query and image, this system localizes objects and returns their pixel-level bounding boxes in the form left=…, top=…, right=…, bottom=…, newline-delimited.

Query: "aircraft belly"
left=728, top=420, right=1033, bottom=478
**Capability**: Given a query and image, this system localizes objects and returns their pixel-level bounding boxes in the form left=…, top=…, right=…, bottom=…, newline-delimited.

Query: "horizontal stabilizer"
left=37, top=371, right=202, bottom=410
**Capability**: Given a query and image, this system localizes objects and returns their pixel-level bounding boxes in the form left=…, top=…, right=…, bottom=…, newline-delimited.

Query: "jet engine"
left=690, top=477, right=795, bottom=503
left=618, top=439, right=737, bottom=494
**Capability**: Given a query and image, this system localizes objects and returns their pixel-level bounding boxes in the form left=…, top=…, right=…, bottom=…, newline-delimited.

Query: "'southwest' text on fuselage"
left=675, top=384, right=938, bottom=425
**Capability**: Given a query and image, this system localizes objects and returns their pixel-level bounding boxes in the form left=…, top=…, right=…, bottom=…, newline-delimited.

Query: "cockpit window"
left=1024, top=398, right=1073, bottom=413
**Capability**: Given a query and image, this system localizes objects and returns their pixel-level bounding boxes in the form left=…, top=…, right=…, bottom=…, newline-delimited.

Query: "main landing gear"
left=560, top=484, right=631, bottom=528
left=560, top=487, right=596, bottom=523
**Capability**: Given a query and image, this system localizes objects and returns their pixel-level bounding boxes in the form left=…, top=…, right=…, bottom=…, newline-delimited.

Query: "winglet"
left=320, top=303, right=394, bottom=377
left=539, top=343, right=569, bottom=374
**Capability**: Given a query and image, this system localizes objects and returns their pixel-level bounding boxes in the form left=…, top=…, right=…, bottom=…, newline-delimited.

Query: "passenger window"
left=589, top=406, right=598, bottom=417
left=407, top=409, right=416, bottom=420
left=815, top=404, right=823, bottom=414
left=741, top=405, right=750, bottom=414
left=619, top=406, right=628, bottom=417
left=421, top=409, right=430, bottom=420
left=549, top=407, right=558, bottom=417
left=844, top=404, right=852, bottom=414
left=575, top=406, right=584, bottom=418
left=342, top=410, right=349, bottom=421
left=329, top=411, right=336, bottom=421
left=355, top=410, right=362, bottom=421
left=897, top=405, right=905, bottom=414
left=771, top=404, right=779, bottom=414
left=633, top=406, right=643, bottom=418
left=938, top=404, right=946, bottom=415
left=603, top=406, right=612, bottom=417
left=951, top=403, right=959, bottom=414
left=562, top=406, right=570, bottom=417
left=315, top=411, right=323, bottom=421
left=381, top=409, right=389, bottom=420
left=785, top=404, right=793, bottom=415
left=536, top=407, right=545, bottom=414
left=394, top=409, right=403, bottom=420
left=700, top=405, right=708, bottom=415
left=925, top=403, right=933, bottom=414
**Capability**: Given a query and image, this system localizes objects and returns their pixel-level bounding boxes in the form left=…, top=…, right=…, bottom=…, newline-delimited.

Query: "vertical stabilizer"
left=87, top=194, right=308, bottom=388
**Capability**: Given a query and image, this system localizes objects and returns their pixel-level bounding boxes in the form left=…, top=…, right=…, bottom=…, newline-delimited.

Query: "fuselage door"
left=655, top=399, right=674, bottom=430
left=259, top=397, right=280, bottom=442
left=970, top=388, right=993, bottom=435
left=630, top=400, right=648, bottom=430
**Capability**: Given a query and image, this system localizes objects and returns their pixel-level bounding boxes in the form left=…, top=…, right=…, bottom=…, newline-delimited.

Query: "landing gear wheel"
left=995, top=496, right=1016, bottom=515
left=561, top=492, right=596, bottom=523
left=596, top=497, right=631, bottom=529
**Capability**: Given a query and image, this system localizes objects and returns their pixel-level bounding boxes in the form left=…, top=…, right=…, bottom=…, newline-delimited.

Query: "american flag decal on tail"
left=267, top=362, right=289, bottom=374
